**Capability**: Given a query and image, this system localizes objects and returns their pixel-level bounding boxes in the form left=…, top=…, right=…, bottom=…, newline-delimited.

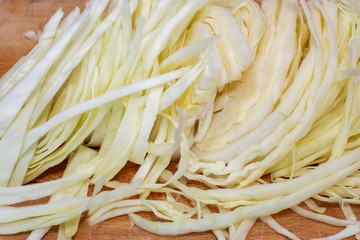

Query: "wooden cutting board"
left=0, top=1, right=359, bottom=239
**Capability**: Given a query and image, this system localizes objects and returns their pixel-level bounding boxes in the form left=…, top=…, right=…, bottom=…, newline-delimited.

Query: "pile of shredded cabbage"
left=1, top=0, right=360, bottom=239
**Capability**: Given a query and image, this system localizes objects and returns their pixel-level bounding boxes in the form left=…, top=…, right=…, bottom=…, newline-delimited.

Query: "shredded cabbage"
left=1, top=0, right=360, bottom=239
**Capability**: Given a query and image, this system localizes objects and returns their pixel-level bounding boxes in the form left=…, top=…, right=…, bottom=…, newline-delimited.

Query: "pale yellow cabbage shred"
left=1, top=0, right=360, bottom=239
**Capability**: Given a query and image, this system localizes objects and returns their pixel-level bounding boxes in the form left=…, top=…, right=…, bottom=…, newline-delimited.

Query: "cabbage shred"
left=1, top=0, right=360, bottom=239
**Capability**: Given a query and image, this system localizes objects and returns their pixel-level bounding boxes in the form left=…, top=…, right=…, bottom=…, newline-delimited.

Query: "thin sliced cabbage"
left=1, top=0, right=360, bottom=239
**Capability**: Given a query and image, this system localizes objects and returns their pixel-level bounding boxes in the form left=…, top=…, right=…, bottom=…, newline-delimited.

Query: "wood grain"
left=0, top=1, right=359, bottom=239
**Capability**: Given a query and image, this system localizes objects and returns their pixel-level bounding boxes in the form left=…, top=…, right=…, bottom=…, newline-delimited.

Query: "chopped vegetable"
left=1, top=0, right=360, bottom=239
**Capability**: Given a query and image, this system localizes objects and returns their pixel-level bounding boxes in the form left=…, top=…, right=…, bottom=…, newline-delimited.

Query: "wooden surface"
left=0, top=1, right=359, bottom=239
